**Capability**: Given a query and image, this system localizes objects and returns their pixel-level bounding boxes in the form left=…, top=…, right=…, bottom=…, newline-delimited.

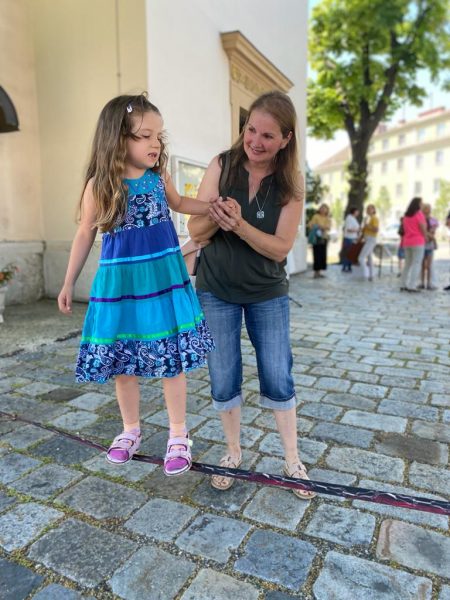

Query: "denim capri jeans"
left=197, top=291, right=296, bottom=411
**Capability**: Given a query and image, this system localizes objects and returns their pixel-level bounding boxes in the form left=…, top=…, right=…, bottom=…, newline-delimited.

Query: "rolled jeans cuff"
left=260, top=394, right=297, bottom=411
left=212, top=392, right=243, bottom=412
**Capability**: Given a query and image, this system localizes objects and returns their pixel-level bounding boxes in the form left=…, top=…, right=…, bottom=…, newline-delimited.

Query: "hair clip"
left=126, top=104, right=133, bottom=113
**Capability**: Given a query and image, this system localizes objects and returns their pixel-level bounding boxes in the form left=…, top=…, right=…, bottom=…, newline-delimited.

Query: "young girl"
left=58, top=93, right=214, bottom=476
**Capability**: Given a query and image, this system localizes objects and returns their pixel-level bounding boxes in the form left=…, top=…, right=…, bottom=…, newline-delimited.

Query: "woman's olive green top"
left=196, top=163, right=288, bottom=303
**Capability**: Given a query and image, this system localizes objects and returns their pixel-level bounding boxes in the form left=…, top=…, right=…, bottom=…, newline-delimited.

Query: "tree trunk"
left=347, top=146, right=369, bottom=216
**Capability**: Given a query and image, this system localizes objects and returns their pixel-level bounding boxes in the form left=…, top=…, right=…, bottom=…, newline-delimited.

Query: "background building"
left=0, top=0, right=308, bottom=304
left=313, top=107, right=450, bottom=226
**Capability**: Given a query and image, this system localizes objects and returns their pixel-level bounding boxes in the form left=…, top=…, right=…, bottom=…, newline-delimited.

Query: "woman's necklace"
left=250, top=176, right=273, bottom=219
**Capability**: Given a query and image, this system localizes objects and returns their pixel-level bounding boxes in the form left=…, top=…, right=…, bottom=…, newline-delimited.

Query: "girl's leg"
left=162, top=373, right=192, bottom=475
left=106, top=375, right=141, bottom=464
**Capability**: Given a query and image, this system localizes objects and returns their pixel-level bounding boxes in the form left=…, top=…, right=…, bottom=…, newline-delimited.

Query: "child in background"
left=58, top=94, right=214, bottom=476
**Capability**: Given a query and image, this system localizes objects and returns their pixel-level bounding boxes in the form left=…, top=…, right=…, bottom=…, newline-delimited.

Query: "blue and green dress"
left=76, top=169, right=214, bottom=383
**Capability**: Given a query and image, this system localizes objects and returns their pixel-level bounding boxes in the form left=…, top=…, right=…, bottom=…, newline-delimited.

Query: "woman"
left=308, top=203, right=331, bottom=278
left=188, top=91, right=315, bottom=500
left=341, top=206, right=360, bottom=272
left=420, top=203, right=438, bottom=290
left=358, top=204, right=379, bottom=281
left=400, top=197, right=427, bottom=292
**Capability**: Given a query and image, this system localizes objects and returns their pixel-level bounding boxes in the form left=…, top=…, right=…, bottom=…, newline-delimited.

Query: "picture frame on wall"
left=171, top=156, right=207, bottom=236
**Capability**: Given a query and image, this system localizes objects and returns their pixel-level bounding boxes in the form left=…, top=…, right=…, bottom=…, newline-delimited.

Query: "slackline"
left=1, top=411, right=449, bottom=516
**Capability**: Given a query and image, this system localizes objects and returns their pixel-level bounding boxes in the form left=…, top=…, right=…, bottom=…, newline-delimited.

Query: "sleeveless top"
left=196, top=162, right=288, bottom=303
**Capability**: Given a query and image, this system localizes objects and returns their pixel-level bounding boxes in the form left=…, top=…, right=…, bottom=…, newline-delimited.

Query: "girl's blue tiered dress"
left=76, top=170, right=214, bottom=383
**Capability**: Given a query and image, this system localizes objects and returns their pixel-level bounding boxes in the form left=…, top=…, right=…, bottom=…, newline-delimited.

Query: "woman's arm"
left=58, top=180, right=98, bottom=314
left=209, top=196, right=302, bottom=263
left=164, top=173, right=210, bottom=216
left=187, top=156, right=223, bottom=242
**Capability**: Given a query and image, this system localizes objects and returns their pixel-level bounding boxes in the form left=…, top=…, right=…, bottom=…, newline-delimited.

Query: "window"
left=417, top=128, right=426, bottom=141
left=414, top=181, right=422, bottom=194
left=396, top=183, right=403, bottom=197
left=433, top=179, right=441, bottom=194
left=397, top=158, right=404, bottom=171
left=436, top=123, right=446, bottom=136
left=382, top=138, right=389, bottom=150
left=381, top=161, right=388, bottom=174
left=415, top=154, right=423, bottom=168
left=436, top=150, right=444, bottom=165
left=398, top=134, right=406, bottom=146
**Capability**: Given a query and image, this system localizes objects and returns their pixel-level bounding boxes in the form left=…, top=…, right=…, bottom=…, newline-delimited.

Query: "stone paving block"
left=420, top=380, right=450, bottom=394
left=294, top=373, right=317, bottom=387
left=308, top=468, right=357, bottom=503
left=335, top=360, right=374, bottom=373
left=409, top=462, right=450, bottom=496
left=83, top=453, right=157, bottom=482
left=259, top=432, right=327, bottom=464
left=375, top=432, right=448, bottom=465
left=0, top=556, right=44, bottom=600
left=388, top=388, right=429, bottom=404
left=377, top=519, right=450, bottom=578
left=349, top=382, right=388, bottom=399
left=0, top=451, right=42, bottom=484
left=109, top=544, right=195, bottom=600
left=311, top=422, right=374, bottom=448
left=243, top=486, right=309, bottom=530
left=299, top=388, right=327, bottom=402
left=361, top=356, right=403, bottom=367
left=11, top=463, right=83, bottom=499
left=375, top=366, right=425, bottom=378
left=19, top=382, right=60, bottom=396
left=32, top=583, right=90, bottom=599
left=345, top=370, right=379, bottom=384
left=28, top=518, right=137, bottom=588
left=56, top=475, right=147, bottom=520
left=379, top=375, right=418, bottom=389
left=176, top=513, right=250, bottom=563
left=181, top=568, right=260, bottom=600
left=0, top=395, right=70, bottom=422
left=0, top=489, right=16, bottom=512
left=411, top=420, right=450, bottom=444
left=305, top=503, right=375, bottom=548
left=125, top=498, right=197, bottom=541
left=49, top=410, right=99, bottom=431
left=265, top=592, right=304, bottom=600
left=315, top=377, right=351, bottom=392
left=313, top=550, right=432, bottom=600
left=326, top=448, right=404, bottom=482
left=440, top=586, right=450, bottom=600
left=341, top=410, right=407, bottom=433
left=444, top=410, right=450, bottom=423
left=68, top=391, right=112, bottom=411
left=30, top=435, right=98, bottom=465
left=354, top=479, right=448, bottom=529
left=0, top=423, right=54, bottom=449
left=430, top=393, right=450, bottom=408
left=299, top=402, right=343, bottom=421
left=39, top=387, right=83, bottom=403
left=323, top=392, right=377, bottom=411
left=195, top=420, right=263, bottom=448
left=143, top=467, right=204, bottom=500
left=378, top=400, right=439, bottom=422
left=235, top=529, right=316, bottom=591
left=0, top=501, right=63, bottom=551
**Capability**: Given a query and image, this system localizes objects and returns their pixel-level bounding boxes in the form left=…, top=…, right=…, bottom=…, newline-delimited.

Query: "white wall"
left=146, top=0, right=308, bottom=167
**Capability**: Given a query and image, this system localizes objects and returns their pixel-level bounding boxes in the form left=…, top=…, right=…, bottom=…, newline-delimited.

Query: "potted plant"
left=0, top=263, right=18, bottom=323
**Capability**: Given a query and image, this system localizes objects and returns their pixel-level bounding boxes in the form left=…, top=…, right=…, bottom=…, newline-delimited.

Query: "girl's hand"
left=58, top=284, right=74, bottom=315
left=209, top=197, right=242, bottom=232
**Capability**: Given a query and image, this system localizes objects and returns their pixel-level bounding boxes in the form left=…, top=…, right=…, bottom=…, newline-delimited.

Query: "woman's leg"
left=274, top=406, right=299, bottom=464
left=115, top=375, right=140, bottom=431
left=408, top=246, right=425, bottom=290
left=401, top=247, right=413, bottom=288
left=312, top=244, right=320, bottom=275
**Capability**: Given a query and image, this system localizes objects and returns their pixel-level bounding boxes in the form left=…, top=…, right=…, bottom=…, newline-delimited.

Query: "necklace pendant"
left=256, top=210, right=265, bottom=219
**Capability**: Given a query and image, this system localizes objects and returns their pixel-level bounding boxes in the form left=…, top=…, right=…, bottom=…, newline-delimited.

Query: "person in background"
left=400, top=197, right=427, bottom=292
left=358, top=204, right=379, bottom=281
left=308, top=203, right=332, bottom=278
left=419, top=203, right=438, bottom=290
left=397, top=217, right=405, bottom=277
left=341, top=206, right=360, bottom=273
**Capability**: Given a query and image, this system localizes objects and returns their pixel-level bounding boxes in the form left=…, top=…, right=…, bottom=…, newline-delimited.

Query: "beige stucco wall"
left=0, top=0, right=43, bottom=242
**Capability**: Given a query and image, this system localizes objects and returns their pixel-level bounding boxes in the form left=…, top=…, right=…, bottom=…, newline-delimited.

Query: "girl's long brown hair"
left=225, top=91, right=303, bottom=205
left=79, top=93, right=168, bottom=232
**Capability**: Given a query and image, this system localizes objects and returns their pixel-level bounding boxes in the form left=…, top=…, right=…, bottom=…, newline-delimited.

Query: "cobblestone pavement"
left=0, top=261, right=449, bottom=599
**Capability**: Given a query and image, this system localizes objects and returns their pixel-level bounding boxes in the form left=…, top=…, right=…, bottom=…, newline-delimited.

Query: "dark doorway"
left=0, top=87, right=19, bottom=133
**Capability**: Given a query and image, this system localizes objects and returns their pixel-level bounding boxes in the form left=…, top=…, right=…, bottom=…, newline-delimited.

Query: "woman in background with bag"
left=308, top=203, right=331, bottom=278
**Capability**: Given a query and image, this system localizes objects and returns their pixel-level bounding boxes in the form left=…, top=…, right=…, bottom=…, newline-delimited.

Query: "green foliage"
left=434, top=180, right=450, bottom=223
left=305, top=164, right=329, bottom=205
left=374, top=186, right=392, bottom=222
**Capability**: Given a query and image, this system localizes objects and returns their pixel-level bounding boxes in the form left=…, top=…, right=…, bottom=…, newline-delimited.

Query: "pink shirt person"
left=402, top=210, right=426, bottom=247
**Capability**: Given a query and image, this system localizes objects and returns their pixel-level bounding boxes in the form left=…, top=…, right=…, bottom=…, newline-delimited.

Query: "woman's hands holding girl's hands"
left=209, top=197, right=244, bottom=233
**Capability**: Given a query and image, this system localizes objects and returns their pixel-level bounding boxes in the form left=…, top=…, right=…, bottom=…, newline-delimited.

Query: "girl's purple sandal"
left=106, top=429, right=142, bottom=464
left=164, top=434, right=192, bottom=476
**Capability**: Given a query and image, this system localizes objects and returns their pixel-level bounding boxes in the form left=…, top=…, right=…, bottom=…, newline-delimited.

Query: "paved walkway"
left=0, top=260, right=449, bottom=600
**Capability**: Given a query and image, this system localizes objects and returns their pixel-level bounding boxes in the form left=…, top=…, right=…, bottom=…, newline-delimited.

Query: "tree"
left=305, top=163, right=328, bottom=206
left=308, top=0, right=450, bottom=215
left=434, top=179, right=450, bottom=224
left=374, top=185, right=392, bottom=222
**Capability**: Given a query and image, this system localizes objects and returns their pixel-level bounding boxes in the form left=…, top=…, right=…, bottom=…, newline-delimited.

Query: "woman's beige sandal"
left=283, top=461, right=316, bottom=500
left=211, top=454, right=242, bottom=490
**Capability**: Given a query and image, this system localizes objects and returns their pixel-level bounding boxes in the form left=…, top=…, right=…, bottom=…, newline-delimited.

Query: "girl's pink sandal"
left=106, top=429, right=141, bottom=464
left=164, top=434, right=192, bottom=476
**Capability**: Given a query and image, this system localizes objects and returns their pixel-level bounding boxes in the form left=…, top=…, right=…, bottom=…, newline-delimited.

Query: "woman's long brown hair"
left=226, top=91, right=303, bottom=205
left=79, top=93, right=168, bottom=232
